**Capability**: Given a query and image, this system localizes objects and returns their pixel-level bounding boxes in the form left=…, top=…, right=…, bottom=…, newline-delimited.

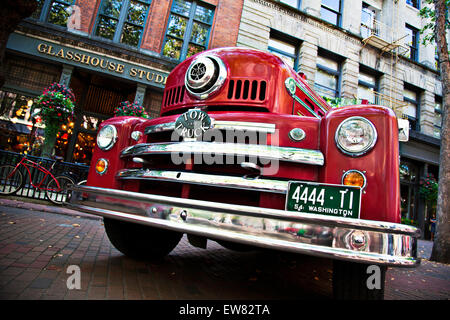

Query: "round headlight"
left=97, top=125, right=117, bottom=151
left=185, top=55, right=227, bottom=100
left=335, top=117, right=377, bottom=156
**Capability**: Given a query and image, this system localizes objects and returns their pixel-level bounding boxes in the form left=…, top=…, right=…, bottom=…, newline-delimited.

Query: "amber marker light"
left=95, top=158, right=108, bottom=175
left=342, top=170, right=366, bottom=189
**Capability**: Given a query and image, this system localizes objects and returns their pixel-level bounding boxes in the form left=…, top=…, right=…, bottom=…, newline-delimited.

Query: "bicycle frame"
left=12, top=157, right=61, bottom=191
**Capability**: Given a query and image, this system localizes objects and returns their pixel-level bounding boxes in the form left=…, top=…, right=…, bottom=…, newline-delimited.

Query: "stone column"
left=301, top=0, right=320, bottom=17
left=59, top=65, right=74, bottom=86
left=340, top=47, right=360, bottom=99
left=298, top=36, right=318, bottom=86
left=134, top=84, right=146, bottom=106
left=419, top=79, right=437, bottom=136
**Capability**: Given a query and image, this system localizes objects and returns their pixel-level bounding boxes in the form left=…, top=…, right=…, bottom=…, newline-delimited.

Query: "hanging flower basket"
left=114, top=101, right=149, bottom=118
left=419, top=174, right=438, bottom=203
left=35, top=82, right=75, bottom=157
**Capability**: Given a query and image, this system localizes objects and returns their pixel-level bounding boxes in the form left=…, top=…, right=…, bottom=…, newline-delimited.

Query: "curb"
left=0, top=197, right=102, bottom=221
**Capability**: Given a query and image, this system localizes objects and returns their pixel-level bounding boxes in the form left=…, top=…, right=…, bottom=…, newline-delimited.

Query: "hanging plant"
left=35, top=83, right=75, bottom=157
left=419, top=174, right=438, bottom=203
left=114, top=101, right=149, bottom=118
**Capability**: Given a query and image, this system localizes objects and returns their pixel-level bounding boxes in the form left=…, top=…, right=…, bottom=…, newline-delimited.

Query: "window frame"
left=406, top=0, right=420, bottom=10
left=357, top=66, right=380, bottom=104
left=279, top=0, right=302, bottom=10
left=268, top=29, right=301, bottom=71
left=403, top=84, right=421, bottom=131
left=434, top=95, right=442, bottom=138
left=31, top=0, right=76, bottom=26
left=320, top=0, right=342, bottom=27
left=405, top=24, right=419, bottom=62
left=93, top=0, right=152, bottom=48
left=161, top=0, right=215, bottom=61
left=314, top=49, right=342, bottom=98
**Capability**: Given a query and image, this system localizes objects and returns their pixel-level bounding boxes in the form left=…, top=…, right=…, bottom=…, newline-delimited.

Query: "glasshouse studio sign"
left=7, top=32, right=169, bottom=88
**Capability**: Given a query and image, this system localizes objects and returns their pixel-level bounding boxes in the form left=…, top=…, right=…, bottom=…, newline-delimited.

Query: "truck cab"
left=68, top=47, right=420, bottom=300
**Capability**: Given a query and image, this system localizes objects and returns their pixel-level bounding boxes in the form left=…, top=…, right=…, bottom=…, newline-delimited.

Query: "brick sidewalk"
left=0, top=198, right=449, bottom=300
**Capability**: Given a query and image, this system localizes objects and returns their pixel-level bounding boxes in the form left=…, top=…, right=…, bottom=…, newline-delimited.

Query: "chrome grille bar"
left=121, top=142, right=324, bottom=166
left=116, top=168, right=289, bottom=193
left=145, top=120, right=276, bottom=134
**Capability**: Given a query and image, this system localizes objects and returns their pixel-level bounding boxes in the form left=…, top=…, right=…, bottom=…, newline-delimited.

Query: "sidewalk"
left=0, top=197, right=100, bottom=221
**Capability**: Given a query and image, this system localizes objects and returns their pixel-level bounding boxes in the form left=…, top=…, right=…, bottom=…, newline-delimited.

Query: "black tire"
left=0, top=165, right=24, bottom=195
left=46, top=175, right=75, bottom=205
left=333, top=260, right=386, bottom=300
left=103, top=218, right=183, bottom=260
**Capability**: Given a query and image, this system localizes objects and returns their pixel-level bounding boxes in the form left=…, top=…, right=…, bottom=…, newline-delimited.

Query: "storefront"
left=399, top=132, right=441, bottom=240
left=2, top=31, right=170, bottom=165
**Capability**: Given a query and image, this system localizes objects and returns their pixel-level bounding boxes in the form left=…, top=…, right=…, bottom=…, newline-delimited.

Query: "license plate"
left=285, top=181, right=361, bottom=219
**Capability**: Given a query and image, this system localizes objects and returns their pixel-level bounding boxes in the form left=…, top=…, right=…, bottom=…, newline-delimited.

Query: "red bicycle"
left=0, top=155, right=75, bottom=205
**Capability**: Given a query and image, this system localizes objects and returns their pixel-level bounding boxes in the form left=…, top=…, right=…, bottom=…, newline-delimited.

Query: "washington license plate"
left=285, top=182, right=361, bottom=219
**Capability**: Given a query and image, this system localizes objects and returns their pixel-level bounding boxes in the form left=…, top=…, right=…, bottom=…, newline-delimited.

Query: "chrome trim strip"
left=145, top=120, right=276, bottom=134
left=116, top=168, right=289, bottom=193
left=67, top=185, right=420, bottom=267
left=121, top=142, right=325, bottom=166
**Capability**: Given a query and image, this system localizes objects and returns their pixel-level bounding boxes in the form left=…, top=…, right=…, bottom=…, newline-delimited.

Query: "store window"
left=403, top=85, right=420, bottom=131
left=94, top=0, right=152, bottom=47
left=357, top=69, right=379, bottom=104
left=314, top=51, right=341, bottom=98
left=400, top=160, right=419, bottom=221
left=280, top=0, right=301, bottom=10
left=162, top=0, right=215, bottom=60
left=31, top=0, right=75, bottom=27
left=321, top=0, right=342, bottom=26
left=434, top=96, right=442, bottom=139
left=404, top=24, right=419, bottom=61
left=268, top=30, right=300, bottom=71
left=0, top=91, right=43, bottom=155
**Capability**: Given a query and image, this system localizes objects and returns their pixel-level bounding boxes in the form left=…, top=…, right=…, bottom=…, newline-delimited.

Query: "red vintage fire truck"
left=68, top=47, right=420, bottom=299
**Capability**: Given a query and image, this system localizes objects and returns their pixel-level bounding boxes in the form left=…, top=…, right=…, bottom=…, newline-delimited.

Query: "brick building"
left=236, top=0, right=444, bottom=238
left=0, top=0, right=243, bottom=164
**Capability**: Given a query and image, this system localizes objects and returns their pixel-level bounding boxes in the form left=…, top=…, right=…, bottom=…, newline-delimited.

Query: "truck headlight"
left=335, top=117, right=377, bottom=156
left=97, top=125, right=117, bottom=151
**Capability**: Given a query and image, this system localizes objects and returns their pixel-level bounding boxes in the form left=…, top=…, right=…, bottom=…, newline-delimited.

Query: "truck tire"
left=332, top=260, right=386, bottom=300
left=103, top=218, right=183, bottom=260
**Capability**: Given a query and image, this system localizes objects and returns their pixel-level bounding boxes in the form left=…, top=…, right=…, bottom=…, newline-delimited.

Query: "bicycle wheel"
left=0, top=165, right=24, bottom=195
left=46, top=175, right=75, bottom=205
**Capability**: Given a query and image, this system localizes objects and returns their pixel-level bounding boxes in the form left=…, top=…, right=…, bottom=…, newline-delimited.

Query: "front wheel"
left=104, top=218, right=183, bottom=260
left=0, top=165, right=24, bottom=195
left=333, top=260, right=386, bottom=300
left=46, top=175, right=75, bottom=205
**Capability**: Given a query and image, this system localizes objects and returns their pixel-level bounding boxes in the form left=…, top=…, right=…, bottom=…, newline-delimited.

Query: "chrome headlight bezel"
left=335, top=116, right=377, bottom=157
left=184, top=54, right=227, bottom=100
left=97, top=124, right=117, bottom=151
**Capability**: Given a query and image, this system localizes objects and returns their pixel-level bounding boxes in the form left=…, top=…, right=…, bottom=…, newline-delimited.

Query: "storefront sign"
left=7, top=32, right=169, bottom=89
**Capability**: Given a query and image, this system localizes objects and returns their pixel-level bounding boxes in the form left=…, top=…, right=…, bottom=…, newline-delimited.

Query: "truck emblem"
left=175, top=109, right=212, bottom=139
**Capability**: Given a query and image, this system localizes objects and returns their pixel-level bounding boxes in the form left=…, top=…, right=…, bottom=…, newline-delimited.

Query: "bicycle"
left=0, top=155, right=75, bottom=205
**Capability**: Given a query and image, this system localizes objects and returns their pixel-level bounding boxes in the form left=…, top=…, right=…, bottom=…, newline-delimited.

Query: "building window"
left=321, top=0, right=342, bottom=26
left=361, top=2, right=378, bottom=38
left=162, top=0, right=215, bottom=61
left=268, top=30, right=300, bottom=71
left=434, top=96, right=442, bottom=138
left=406, top=0, right=420, bottom=9
left=357, top=69, right=379, bottom=104
left=314, top=52, right=341, bottom=98
left=280, top=0, right=301, bottom=10
left=403, top=85, right=420, bottom=131
left=94, top=0, right=151, bottom=47
left=31, top=0, right=75, bottom=27
left=404, top=24, right=419, bottom=61
left=400, top=160, right=419, bottom=221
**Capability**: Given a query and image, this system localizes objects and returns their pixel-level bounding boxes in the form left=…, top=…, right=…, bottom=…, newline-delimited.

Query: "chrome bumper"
left=67, top=185, right=420, bottom=267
